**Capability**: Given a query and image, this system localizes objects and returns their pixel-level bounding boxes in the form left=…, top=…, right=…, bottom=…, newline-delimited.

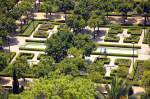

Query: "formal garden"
left=0, top=0, right=150, bottom=99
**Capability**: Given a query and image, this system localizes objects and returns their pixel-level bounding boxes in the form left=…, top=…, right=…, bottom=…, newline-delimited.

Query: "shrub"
left=108, top=27, right=123, bottom=34
left=115, top=58, right=131, bottom=67
left=38, top=23, right=54, bottom=30
left=8, top=52, right=16, bottom=63
left=127, top=28, right=142, bottom=35
left=19, top=47, right=45, bottom=51
left=104, top=34, right=120, bottom=42
left=124, top=34, right=140, bottom=43
left=116, top=66, right=129, bottom=78
left=16, top=52, right=34, bottom=59
left=33, top=30, right=49, bottom=38
left=17, top=21, right=39, bottom=37
left=94, top=57, right=110, bottom=64
left=37, top=54, right=46, bottom=60
left=25, top=39, right=46, bottom=43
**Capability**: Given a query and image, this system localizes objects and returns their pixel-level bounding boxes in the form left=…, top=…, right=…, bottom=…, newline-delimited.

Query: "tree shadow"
left=0, top=78, right=10, bottom=85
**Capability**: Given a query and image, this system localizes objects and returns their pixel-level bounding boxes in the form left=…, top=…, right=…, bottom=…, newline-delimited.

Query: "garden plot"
left=124, top=28, right=142, bottom=43
left=104, top=27, right=123, bottom=42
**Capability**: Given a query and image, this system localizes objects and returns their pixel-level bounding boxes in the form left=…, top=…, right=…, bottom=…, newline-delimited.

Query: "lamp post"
left=6, top=36, right=10, bottom=53
left=132, top=42, right=135, bottom=71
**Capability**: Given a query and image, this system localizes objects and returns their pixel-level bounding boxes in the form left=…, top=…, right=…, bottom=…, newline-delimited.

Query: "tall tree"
left=12, top=68, right=19, bottom=94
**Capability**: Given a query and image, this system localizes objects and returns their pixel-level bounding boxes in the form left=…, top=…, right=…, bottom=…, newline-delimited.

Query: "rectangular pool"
left=95, top=46, right=138, bottom=55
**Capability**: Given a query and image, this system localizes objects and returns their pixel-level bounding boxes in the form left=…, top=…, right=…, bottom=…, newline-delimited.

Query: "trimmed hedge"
left=124, top=34, right=140, bottom=43
left=19, top=47, right=45, bottom=51
left=115, top=58, right=131, bottom=67
left=33, top=30, right=49, bottom=38
left=25, top=39, right=46, bottom=43
left=17, top=21, right=40, bottom=37
left=143, top=29, right=150, bottom=46
left=16, top=52, right=34, bottom=59
left=104, top=34, right=120, bottom=42
left=8, top=52, right=16, bottom=63
left=94, top=57, right=110, bottom=64
left=98, top=43, right=141, bottom=49
left=92, top=52, right=138, bottom=57
left=108, top=27, right=123, bottom=34
left=38, top=23, right=54, bottom=30
left=127, top=28, right=142, bottom=35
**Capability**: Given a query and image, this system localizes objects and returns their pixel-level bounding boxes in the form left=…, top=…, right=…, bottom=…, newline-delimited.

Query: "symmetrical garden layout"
left=2, top=12, right=150, bottom=83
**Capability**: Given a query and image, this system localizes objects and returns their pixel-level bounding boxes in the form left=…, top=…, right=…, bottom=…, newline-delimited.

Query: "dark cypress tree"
left=12, top=68, right=19, bottom=94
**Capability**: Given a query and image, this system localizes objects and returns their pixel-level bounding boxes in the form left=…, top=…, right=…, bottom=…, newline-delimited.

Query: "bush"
left=17, top=21, right=40, bottom=37
left=104, top=34, right=120, bottom=42
left=143, top=29, right=150, bottom=46
left=127, top=28, right=142, bottom=35
left=16, top=52, right=34, bottom=59
left=19, top=47, right=45, bottom=51
left=8, top=52, right=16, bottom=63
left=25, top=39, right=46, bottom=43
left=115, top=58, right=131, bottom=67
left=94, top=57, right=110, bottom=64
left=116, top=66, right=129, bottom=78
left=37, top=54, right=46, bottom=60
left=124, top=34, right=140, bottom=43
left=38, top=23, right=54, bottom=30
left=33, top=30, right=49, bottom=38
left=108, top=27, right=123, bottom=34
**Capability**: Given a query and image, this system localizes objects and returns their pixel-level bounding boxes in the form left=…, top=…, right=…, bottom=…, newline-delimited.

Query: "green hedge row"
left=98, top=43, right=141, bottom=48
left=104, top=34, right=120, bottom=42
left=19, top=47, right=45, bottom=51
left=38, top=23, right=54, bottom=30
left=124, top=35, right=140, bottom=43
left=16, top=52, right=34, bottom=59
left=115, top=58, right=131, bottom=67
left=20, top=20, right=32, bottom=33
left=143, top=29, right=150, bottom=46
left=94, top=57, right=110, bottom=64
left=17, top=21, right=40, bottom=37
left=8, top=52, right=16, bottom=63
left=127, top=28, right=142, bottom=35
left=25, top=39, right=46, bottom=43
left=33, top=30, right=49, bottom=38
left=92, top=52, right=138, bottom=57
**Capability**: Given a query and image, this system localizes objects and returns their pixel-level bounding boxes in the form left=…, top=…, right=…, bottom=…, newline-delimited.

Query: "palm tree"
left=97, top=77, right=136, bottom=99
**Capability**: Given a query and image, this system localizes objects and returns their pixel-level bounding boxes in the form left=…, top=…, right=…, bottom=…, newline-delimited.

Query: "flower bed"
left=16, top=52, right=34, bottom=59
left=115, top=58, right=131, bottom=67
left=104, top=34, right=120, bottom=42
left=143, top=29, right=150, bottom=45
left=124, top=34, right=140, bottom=43
left=17, top=21, right=40, bottom=37
left=38, top=23, right=54, bottom=30
left=127, top=28, right=142, bottom=35
left=94, top=57, right=110, bottom=64
left=108, top=27, right=123, bottom=34
left=33, top=30, right=49, bottom=38
left=131, top=60, right=145, bottom=81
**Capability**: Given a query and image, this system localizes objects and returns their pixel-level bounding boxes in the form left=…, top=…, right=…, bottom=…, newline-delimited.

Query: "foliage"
left=12, top=69, right=19, bottom=94
left=12, top=57, right=29, bottom=79
left=13, top=76, right=98, bottom=99
left=0, top=52, right=8, bottom=71
left=115, top=58, right=131, bottom=67
left=33, top=56, right=54, bottom=78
